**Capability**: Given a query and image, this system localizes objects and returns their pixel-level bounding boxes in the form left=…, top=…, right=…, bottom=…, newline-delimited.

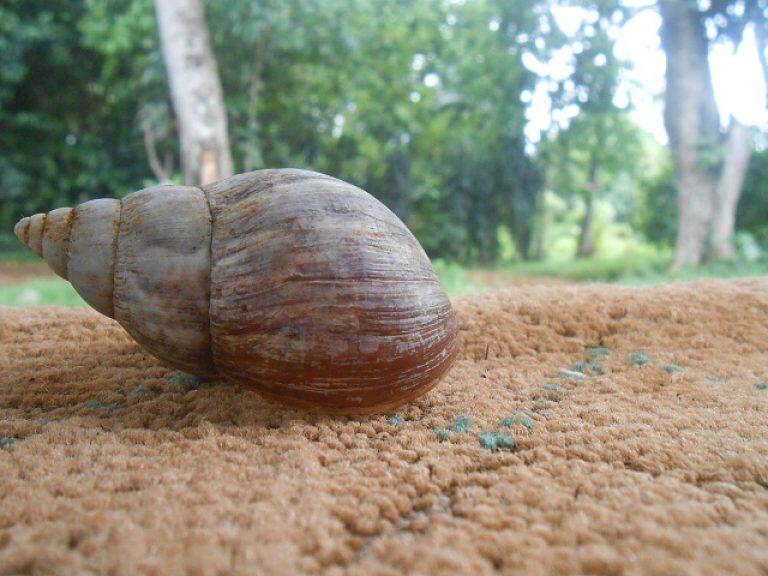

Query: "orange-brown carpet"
left=1, top=278, right=768, bottom=575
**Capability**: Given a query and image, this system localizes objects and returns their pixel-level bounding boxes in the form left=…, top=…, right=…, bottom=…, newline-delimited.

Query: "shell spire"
left=15, top=208, right=72, bottom=279
left=13, top=188, right=215, bottom=378
left=14, top=200, right=121, bottom=318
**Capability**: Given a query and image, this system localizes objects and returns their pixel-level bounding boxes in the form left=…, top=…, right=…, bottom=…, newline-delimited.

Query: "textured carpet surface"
left=1, top=278, right=768, bottom=576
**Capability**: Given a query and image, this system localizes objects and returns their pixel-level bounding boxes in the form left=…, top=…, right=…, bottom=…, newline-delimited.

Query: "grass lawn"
left=434, top=256, right=768, bottom=294
left=0, top=278, right=86, bottom=307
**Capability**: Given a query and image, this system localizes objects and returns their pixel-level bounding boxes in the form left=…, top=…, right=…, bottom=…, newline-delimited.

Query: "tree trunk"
left=155, top=0, right=233, bottom=186
left=712, top=121, right=752, bottom=260
left=675, top=170, right=717, bottom=266
left=659, top=0, right=721, bottom=268
left=531, top=188, right=547, bottom=261
left=511, top=187, right=535, bottom=261
left=576, top=187, right=597, bottom=258
left=576, top=155, right=598, bottom=258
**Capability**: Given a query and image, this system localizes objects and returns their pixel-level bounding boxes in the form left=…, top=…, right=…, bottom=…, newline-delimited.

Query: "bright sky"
left=524, top=1, right=767, bottom=146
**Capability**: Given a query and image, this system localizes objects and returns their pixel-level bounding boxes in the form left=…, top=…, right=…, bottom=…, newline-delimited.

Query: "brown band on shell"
left=68, top=204, right=78, bottom=236
left=41, top=207, right=74, bottom=280
left=38, top=213, right=48, bottom=254
left=64, top=207, right=75, bottom=276
left=65, top=206, right=79, bottom=280
left=22, top=218, right=31, bottom=245
left=26, top=213, right=47, bottom=257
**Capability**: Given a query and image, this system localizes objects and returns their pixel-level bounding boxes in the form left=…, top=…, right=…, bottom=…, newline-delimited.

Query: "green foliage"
left=0, top=0, right=762, bottom=270
left=0, top=247, right=38, bottom=262
left=0, top=0, right=164, bottom=238
left=206, top=0, right=554, bottom=262
left=0, top=0, right=553, bottom=263
left=537, top=1, right=641, bottom=259
left=431, top=260, right=485, bottom=294
left=738, top=149, right=768, bottom=248
left=636, top=154, right=677, bottom=247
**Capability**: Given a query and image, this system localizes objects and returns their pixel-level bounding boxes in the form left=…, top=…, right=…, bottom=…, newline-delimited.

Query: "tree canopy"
left=1, top=0, right=766, bottom=265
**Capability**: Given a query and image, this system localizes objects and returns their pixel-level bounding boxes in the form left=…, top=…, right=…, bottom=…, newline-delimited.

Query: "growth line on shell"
left=109, top=199, right=123, bottom=319
left=200, top=183, right=218, bottom=376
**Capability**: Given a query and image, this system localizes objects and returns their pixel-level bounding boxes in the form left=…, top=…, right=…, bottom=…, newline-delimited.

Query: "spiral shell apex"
left=15, top=169, right=460, bottom=414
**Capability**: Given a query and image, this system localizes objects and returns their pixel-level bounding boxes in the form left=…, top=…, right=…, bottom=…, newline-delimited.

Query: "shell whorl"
left=112, top=185, right=216, bottom=376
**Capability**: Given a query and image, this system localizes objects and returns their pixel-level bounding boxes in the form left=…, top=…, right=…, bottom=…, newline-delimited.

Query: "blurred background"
left=1, top=0, right=767, bottom=304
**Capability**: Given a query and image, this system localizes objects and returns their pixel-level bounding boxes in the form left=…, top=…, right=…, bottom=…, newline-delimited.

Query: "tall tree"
left=659, top=0, right=757, bottom=266
left=660, top=0, right=721, bottom=267
left=423, top=0, right=547, bottom=262
left=154, top=0, right=232, bottom=185
left=537, top=1, right=637, bottom=259
left=712, top=121, right=752, bottom=258
left=556, top=5, right=628, bottom=258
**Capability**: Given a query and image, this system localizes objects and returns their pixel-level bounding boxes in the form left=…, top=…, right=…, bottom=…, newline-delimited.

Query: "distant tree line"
left=1, top=0, right=766, bottom=266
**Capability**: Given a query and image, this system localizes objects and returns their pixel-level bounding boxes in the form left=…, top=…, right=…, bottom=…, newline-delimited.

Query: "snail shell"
left=14, top=169, right=460, bottom=414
